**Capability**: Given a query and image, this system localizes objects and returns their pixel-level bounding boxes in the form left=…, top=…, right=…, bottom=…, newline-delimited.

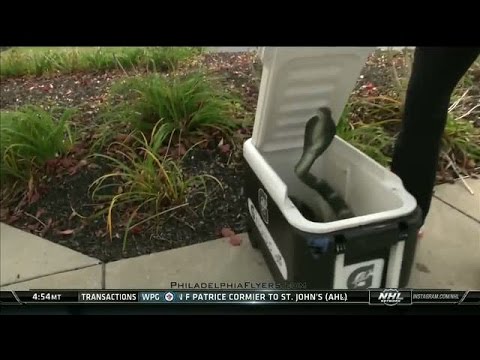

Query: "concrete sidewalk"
left=1, top=179, right=479, bottom=291
left=206, top=47, right=412, bottom=53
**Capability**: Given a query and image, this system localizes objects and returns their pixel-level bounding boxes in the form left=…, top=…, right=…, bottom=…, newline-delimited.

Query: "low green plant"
left=108, top=72, right=239, bottom=142
left=89, top=122, right=221, bottom=250
left=339, top=97, right=480, bottom=168
left=0, top=47, right=201, bottom=78
left=0, top=106, right=76, bottom=182
left=0, top=49, right=29, bottom=77
left=443, top=113, right=480, bottom=163
left=143, top=47, right=202, bottom=72
left=84, top=48, right=114, bottom=71
left=339, top=49, right=479, bottom=171
left=443, top=88, right=480, bottom=164
left=337, top=104, right=397, bottom=166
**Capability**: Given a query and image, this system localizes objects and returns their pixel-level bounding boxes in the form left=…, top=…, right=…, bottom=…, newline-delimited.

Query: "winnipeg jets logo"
left=164, top=292, right=174, bottom=302
left=258, top=188, right=269, bottom=224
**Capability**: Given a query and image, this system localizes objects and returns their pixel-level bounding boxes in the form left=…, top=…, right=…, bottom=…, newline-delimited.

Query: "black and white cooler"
left=244, top=47, right=422, bottom=289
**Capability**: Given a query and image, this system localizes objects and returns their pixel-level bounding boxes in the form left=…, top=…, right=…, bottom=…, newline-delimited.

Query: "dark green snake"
left=292, top=107, right=354, bottom=221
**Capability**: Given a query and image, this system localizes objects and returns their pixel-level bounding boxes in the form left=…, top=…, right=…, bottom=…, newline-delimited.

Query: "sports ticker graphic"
left=0, top=289, right=479, bottom=306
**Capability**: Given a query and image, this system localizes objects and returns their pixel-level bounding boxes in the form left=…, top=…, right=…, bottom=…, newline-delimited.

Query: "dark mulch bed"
left=0, top=71, right=124, bottom=119
left=7, top=147, right=248, bottom=262
left=199, top=51, right=261, bottom=113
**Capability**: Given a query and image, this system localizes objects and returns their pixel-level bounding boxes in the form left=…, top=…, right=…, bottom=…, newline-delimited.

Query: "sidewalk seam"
left=0, top=263, right=102, bottom=287
left=433, top=195, right=480, bottom=224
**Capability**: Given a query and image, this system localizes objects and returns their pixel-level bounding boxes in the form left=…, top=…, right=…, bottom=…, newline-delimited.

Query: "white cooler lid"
left=252, top=47, right=375, bottom=152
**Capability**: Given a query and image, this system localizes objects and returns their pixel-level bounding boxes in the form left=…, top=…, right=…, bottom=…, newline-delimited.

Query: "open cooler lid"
left=252, top=47, right=375, bottom=152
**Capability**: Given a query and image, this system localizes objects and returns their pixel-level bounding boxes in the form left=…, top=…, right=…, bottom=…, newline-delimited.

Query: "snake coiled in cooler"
left=292, top=107, right=354, bottom=221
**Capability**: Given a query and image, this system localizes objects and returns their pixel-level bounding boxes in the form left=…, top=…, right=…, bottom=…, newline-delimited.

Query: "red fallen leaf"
left=45, top=158, right=59, bottom=167
left=130, top=225, right=143, bottom=234
left=35, top=208, right=47, bottom=219
left=39, top=218, right=53, bottom=237
left=177, top=144, right=186, bottom=156
left=59, top=158, right=76, bottom=168
left=68, top=159, right=88, bottom=175
left=182, top=138, right=193, bottom=148
left=57, top=229, right=74, bottom=235
left=28, top=191, right=40, bottom=205
left=219, top=144, right=231, bottom=153
left=7, top=215, right=21, bottom=224
left=221, top=227, right=235, bottom=238
left=198, top=140, right=209, bottom=149
left=361, top=82, right=375, bottom=91
left=170, top=144, right=187, bottom=158
left=229, top=234, right=243, bottom=246
left=70, top=144, right=88, bottom=157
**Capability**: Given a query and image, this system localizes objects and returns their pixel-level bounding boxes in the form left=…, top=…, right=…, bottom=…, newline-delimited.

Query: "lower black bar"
left=460, top=291, right=480, bottom=305
left=1, top=304, right=479, bottom=315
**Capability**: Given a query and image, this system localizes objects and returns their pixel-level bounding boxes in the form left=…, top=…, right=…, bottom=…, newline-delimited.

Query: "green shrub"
left=443, top=113, right=480, bottom=162
left=336, top=104, right=397, bottom=166
left=89, top=122, right=221, bottom=250
left=0, top=47, right=201, bottom=78
left=108, top=72, right=239, bottom=142
left=0, top=106, right=76, bottom=182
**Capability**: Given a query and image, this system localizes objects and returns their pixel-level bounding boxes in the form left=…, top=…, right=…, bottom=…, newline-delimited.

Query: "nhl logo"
left=258, top=188, right=269, bottom=224
left=378, top=289, right=404, bottom=306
